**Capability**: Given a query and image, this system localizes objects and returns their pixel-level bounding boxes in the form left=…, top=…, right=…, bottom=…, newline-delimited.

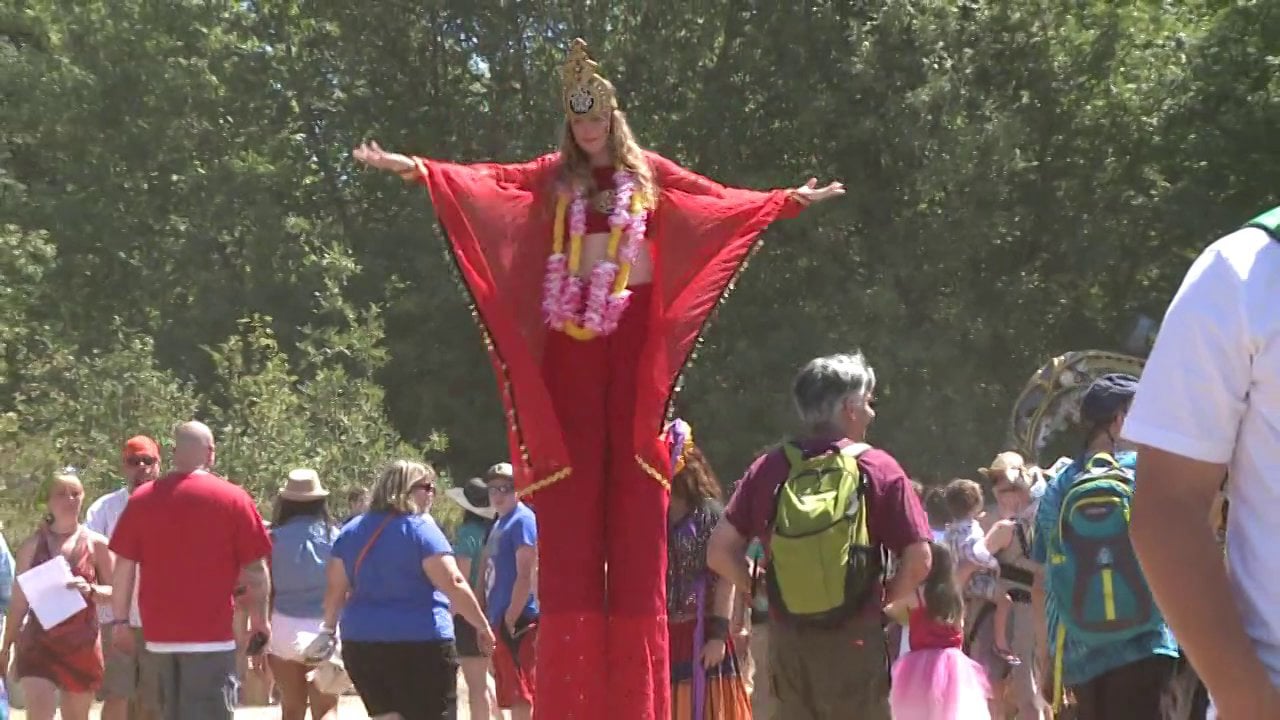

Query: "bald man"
left=108, top=421, right=273, bottom=720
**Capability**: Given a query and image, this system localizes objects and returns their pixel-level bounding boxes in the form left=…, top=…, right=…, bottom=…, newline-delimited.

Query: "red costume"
left=404, top=40, right=805, bottom=720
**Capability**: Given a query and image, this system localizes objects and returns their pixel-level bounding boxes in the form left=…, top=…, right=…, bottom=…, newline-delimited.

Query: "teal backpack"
left=1245, top=206, right=1280, bottom=241
left=1047, top=453, right=1159, bottom=646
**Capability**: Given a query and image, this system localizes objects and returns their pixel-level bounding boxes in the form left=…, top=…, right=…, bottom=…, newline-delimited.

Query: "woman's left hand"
left=701, top=638, right=727, bottom=669
left=792, top=178, right=846, bottom=205
left=66, top=577, right=92, bottom=596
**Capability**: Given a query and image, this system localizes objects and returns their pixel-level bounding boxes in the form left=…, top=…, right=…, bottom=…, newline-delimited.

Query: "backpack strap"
left=1244, top=206, right=1280, bottom=242
left=780, top=443, right=805, bottom=471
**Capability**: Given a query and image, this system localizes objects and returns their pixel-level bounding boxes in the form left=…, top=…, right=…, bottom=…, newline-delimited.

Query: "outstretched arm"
left=353, top=141, right=552, bottom=191
left=647, top=152, right=844, bottom=210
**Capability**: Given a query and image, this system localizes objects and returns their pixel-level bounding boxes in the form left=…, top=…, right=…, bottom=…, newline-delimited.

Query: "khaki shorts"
left=100, top=625, right=160, bottom=719
left=768, top=615, right=891, bottom=720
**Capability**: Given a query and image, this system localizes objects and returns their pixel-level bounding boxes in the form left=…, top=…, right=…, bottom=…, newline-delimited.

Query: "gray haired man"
left=708, top=352, right=932, bottom=720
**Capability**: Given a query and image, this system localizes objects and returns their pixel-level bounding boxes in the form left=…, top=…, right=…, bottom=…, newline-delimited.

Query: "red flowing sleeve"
left=406, top=153, right=572, bottom=492
left=633, top=152, right=799, bottom=456
left=647, top=153, right=806, bottom=219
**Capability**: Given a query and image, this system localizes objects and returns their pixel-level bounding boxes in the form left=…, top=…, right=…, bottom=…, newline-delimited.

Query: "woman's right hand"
left=302, top=629, right=337, bottom=664
left=352, top=141, right=415, bottom=175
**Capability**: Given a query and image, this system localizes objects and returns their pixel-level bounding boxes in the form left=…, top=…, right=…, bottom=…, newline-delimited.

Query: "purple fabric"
left=667, top=418, right=692, bottom=472
left=692, top=572, right=707, bottom=720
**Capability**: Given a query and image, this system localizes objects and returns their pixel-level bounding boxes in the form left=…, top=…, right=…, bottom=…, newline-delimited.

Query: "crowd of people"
left=1, top=32, right=1276, bottom=720
left=0, top=315, right=1272, bottom=720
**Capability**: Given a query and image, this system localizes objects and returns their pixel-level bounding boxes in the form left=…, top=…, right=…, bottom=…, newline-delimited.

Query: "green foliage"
left=1, top=0, right=1277, bottom=525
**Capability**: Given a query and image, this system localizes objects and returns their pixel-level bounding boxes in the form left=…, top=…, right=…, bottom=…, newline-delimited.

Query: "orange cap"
left=123, top=435, right=160, bottom=461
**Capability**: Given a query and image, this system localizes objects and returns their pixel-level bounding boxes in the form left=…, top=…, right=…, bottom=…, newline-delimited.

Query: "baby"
left=942, top=478, right=1019, bottom=664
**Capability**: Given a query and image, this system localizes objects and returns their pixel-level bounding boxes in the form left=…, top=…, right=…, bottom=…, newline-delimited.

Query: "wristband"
left=705, top=616, right=730, bottom=641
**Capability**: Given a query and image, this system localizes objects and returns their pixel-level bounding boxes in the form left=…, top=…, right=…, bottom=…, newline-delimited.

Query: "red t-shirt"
left=723, top=438, right=931, bottom=616
left=110, top=470, right=272, bottom=646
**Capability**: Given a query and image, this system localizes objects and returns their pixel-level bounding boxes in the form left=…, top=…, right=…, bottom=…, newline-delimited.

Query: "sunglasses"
left=126, top=457, right=158, bottom=467
left=487, top=483, right=516, bottom=495
left=411, top=483, right=436, bottom=494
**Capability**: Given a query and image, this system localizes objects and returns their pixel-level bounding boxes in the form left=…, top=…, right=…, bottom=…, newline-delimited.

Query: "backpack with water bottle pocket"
left=1047, top=452, right=1159, bottom=646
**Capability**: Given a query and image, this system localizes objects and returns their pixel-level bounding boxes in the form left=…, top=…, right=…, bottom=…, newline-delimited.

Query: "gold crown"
left=561, top=38, right=615, bottom=118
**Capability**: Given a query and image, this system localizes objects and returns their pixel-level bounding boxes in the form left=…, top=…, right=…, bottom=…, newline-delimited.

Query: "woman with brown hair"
left=664, top=420, right=751, bottom=719
left=268, top=469, right=340, bottom=720
left=352, top=37, right=842, bottom=720
left=0, top=471, right=114, bottom=720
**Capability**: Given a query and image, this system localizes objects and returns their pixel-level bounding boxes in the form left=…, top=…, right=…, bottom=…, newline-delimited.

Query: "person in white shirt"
left=1125, top=208, right=1280, bottom=720
left=85, top=435, right=161, bottom=720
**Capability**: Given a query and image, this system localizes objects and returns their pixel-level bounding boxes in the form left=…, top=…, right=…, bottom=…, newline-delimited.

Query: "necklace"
left=541, top=168, right=648, bottom=340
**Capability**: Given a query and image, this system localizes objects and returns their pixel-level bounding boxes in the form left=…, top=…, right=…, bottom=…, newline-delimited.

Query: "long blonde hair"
left=368, top=460, right=436, bottom=515
left=558, top=103, right=656, bottom=205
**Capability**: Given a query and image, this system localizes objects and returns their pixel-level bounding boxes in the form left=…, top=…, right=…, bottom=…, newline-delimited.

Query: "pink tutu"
left=890, top=647, right=992, bottom=720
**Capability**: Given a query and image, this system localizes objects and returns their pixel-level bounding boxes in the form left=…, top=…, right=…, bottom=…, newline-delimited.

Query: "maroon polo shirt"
left=724, top=437, right=931, bottom=617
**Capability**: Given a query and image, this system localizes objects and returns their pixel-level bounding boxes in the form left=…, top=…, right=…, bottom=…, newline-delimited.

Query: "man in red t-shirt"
left=708, top=352, right=933, bottom=720
left=109, top=421, right=272, bottom=720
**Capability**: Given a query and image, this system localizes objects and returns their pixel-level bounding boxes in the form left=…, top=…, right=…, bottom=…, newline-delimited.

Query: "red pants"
left=494, top=622, right=538, bottom=709
left=535, top=284, right=670, bottom=720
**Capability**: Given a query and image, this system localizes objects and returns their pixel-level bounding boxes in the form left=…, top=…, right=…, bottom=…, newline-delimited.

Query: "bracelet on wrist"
left=705, top=616, right=730, bottom=641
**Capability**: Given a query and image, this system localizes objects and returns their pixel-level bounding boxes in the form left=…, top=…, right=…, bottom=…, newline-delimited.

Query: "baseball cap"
left=485, top=462, right=514, bottom=480
left=1080, top=373, right=1139, bottom=425
left=123, top=435, right=160, bottom=461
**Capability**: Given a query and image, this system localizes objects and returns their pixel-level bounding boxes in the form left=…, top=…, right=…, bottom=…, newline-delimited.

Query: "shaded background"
left=2, top=0, right=1276, bottom=530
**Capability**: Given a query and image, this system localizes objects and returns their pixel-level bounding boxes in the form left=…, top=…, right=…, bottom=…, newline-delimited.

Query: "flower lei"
left=542, top=169, right=648, bottom=340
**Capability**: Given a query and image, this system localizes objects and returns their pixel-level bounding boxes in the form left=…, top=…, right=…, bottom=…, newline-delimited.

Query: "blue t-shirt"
left=1031, top=451, right=1179, bottom=686
left=271, top=516, right=339, bottom=619
left=333, top=511, right=455, bottom=642
left=484, top=503, right=538, bottom=626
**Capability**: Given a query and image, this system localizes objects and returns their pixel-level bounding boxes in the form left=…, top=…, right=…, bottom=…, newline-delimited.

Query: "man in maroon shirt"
left=109, top=421, right=273, bottom=720
left=708, top=352, right=933, bottom=720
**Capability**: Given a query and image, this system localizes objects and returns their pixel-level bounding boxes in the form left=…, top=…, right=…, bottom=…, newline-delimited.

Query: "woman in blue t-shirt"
left=311, top=461, right=494, bottom=720
left=268, top=468, right=341, bottom=720
left=445, top=476, right=500, bottom=720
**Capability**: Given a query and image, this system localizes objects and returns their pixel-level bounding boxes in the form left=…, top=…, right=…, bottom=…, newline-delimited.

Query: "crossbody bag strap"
left=352, top=514, right=397, bottom=585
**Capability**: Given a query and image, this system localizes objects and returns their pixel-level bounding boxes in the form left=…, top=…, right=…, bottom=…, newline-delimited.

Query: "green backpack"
left=765, top=442, right=880, bottom=626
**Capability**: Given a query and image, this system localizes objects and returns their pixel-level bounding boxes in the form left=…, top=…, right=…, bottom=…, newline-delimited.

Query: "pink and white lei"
left=542, top=170, right=648, bottom=337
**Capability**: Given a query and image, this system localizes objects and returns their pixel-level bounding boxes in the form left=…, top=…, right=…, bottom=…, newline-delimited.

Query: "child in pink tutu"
left=887, top=541, right=992, bottom=720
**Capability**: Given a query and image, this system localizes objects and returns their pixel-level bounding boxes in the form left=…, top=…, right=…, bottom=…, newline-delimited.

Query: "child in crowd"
left=942, top=478, right=1018, bottom=663
left=888, top=541, right=992, bottom=719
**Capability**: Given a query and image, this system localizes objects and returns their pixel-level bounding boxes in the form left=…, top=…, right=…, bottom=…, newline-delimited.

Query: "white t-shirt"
left=1122, top=225, right=1280, bottom=684
left=84, top=487, right=142, bottom=627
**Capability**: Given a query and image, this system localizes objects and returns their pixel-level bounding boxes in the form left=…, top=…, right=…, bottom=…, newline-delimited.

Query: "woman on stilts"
left=353, top=38, right=843, bottom=720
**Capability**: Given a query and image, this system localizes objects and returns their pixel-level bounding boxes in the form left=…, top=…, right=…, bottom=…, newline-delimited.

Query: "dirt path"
left=8, top=676, right=479, bottom=719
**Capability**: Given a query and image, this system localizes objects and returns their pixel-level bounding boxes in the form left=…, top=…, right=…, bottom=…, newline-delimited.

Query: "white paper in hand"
left=17, top=555, right=88, bottom=629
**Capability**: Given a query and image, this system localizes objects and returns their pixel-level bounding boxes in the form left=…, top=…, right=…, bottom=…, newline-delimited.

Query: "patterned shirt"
left=1031, top=452, right=1179, bottom=686
left=944, top=518, right=1001, bottom=601
left=667, top=501, right=721, bottom=621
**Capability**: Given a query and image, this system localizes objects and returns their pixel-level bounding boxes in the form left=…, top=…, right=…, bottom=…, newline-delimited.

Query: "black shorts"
left=454, top=615, right=481, bottom=657
left=344, top=640, right=458, bottom=720
left=1071, top=655, right=1180, bottom=720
